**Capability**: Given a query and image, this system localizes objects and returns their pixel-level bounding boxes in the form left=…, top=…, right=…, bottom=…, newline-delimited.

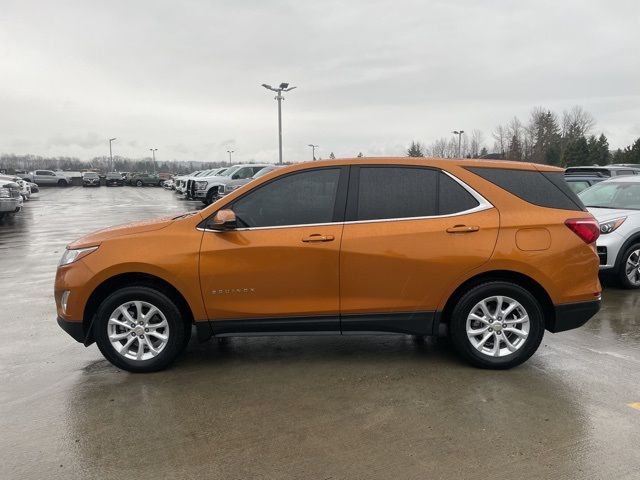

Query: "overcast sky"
left=1, top=0, right=639, bottom=163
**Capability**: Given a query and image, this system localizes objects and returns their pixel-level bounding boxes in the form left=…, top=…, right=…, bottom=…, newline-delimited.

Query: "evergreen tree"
left=586, top=134, right=610, bottom=165
left=507, top=134, right=523, bottom=161
left=479, top=147, right=488, bottom=157
left=329, top=152, right=335, bottom=159
left=406, top=141, right=425, bottom=157
left=357, top=152, right=364, bottom=158
left=561, top=136, right=589, bottom=167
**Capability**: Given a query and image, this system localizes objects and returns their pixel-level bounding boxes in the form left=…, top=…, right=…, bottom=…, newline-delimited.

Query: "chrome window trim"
left=199, top=170, right=493, bottom=233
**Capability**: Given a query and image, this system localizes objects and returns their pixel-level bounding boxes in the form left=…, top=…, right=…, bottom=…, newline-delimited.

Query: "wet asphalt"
left=0, top=186, right=639, bottom=480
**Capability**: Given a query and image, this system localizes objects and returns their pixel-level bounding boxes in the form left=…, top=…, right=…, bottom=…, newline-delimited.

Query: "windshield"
left=219, top=165, right=242, bottom=177
left=579, top=182, right=640, bottom=210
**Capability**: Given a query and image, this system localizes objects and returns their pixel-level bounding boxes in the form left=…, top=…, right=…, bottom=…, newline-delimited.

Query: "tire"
left=57, top=179, right=67, bottom=187
left=136, top=180, right=143, bottom=187
left=93, top=286, right=186, bottom=373
left=204, top=188, right=217, bottom=205
left=449, top=281, right=545, bottom=369
left=617, top=243, right=640, bottom=289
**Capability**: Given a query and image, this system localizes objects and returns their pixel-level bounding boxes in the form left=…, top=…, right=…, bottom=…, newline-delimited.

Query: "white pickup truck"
left=22, top=170, right=70, bottom=187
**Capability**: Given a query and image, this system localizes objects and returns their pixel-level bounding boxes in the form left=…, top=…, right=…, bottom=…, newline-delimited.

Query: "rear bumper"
left=548, top=300, right=600, bottom=333
left=57, top=316, right=86, bottom=343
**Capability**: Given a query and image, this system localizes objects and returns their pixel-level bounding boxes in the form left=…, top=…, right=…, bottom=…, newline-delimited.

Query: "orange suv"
left=55, top=158, right=601, bottom=372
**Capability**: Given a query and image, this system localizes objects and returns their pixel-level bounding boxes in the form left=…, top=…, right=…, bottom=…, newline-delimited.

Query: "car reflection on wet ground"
left=1, top=186, right=639, bottom=479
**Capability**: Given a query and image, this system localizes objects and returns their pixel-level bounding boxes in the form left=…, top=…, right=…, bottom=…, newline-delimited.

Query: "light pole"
left=452, top=130, right=464, bottom=158
left=262, top=82, right=297, bottom=164
left=149, top=148, right=157, bottom=173
left=227, top=150, right=234, bottom=164
left=109, top=138, right=117, bottom=171
left=307, top=144, right=319, bottom=161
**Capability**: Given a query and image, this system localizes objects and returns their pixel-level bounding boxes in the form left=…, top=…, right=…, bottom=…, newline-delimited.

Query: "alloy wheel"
left=107, top=301, right=170, bottom=361
left=466, top=295, right=530, bottom=358
left=625, top=249, right=640, bottom=286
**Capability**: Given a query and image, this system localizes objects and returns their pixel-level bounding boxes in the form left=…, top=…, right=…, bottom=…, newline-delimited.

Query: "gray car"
left=579, top=176, right=640, bottom=288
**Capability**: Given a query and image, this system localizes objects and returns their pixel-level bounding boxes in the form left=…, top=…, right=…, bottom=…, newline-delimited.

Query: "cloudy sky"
left=1, top=0, right=639, bottom=163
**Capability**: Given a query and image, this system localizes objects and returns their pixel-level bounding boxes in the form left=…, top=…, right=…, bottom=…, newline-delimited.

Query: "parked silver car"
left=0, top=180, right=24, bottom=219
left=579, top=176, right=640, bottom=288
left=190, top=164, right=271, bottom=204
left=216, top=165, right=281, bottom=199
left=0, top=175, right=31, bottom=200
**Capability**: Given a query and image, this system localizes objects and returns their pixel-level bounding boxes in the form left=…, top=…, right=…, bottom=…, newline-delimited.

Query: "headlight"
left=221, top=184, right=241, bottom=194
left=59, top=246, right=98, bottom=266
left=599, top=217, right=626, bottom=234
left=195, top=181, right=208, bottom=190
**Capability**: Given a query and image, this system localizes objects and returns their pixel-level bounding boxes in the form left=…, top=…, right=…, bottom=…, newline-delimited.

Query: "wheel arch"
left=82, top=272, right=194, bottom=345
left=435, top=270, right=555, bottom=334
left=612, top=231, right=640, bottom=271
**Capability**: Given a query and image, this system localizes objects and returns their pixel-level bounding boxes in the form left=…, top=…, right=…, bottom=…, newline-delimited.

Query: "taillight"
left=565, top=218, right=600, bottom=244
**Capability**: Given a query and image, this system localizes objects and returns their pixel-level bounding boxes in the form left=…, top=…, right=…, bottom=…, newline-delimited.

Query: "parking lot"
left=1, top=186, right=639, bottom=479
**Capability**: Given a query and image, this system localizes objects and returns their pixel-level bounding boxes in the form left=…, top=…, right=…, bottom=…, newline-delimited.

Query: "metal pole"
left=109, top=138, right=116, bottom=171
left=277, top=92, right=283, bottom=165
left=227, top=150, right=234, bottom=164
left=458, top=134, right=462, bottom=158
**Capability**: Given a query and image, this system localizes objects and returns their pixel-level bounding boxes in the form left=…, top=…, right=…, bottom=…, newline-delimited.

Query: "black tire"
left=617, top=244, right=640, bottom=289
left=94, top=286, right=186, bottom=373
left=204, top=188, right=217, bottom=205
left=57, top=179, right=67, bottom=187
left=136, top=180, right=143, bottom=187
left=449, top=281, right=545, bottom=369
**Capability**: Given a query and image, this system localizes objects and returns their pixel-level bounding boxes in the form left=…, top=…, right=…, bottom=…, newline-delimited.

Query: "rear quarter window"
left=466, top=167, right=585, bottom=211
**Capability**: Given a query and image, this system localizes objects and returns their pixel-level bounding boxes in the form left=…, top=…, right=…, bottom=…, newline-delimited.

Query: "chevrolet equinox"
left=56, top=158, right=601, bottom=372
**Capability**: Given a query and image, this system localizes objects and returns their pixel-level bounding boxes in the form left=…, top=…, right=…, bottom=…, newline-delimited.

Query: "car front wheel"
left=618, top=244, right=640, bottom=289
left=449, top=281, right=544, bottom=369
left=94, top=286, right=187, bottom=372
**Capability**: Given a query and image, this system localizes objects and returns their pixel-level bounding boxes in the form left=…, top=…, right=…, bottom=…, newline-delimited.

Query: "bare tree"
left=492, top=125, right=508, bottom=157
left=469, top=129, right=484, bottom=158
left=562, top=106, right=595, bottom=139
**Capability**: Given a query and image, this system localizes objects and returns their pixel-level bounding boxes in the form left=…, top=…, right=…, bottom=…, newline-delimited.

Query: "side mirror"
left=209, top=209, right=237, bottom=231
left=231, top=174, right=240, bottom=180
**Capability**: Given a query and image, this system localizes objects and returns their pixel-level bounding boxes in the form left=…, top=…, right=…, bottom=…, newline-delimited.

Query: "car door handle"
left=446, top=225, right=480, bottom=233
left=302, top=234, right=335, bottom=242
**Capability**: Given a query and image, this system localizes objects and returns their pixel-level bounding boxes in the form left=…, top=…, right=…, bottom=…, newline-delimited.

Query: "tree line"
left=408, top=105, right=640, bottom=166
left=0, top=154, right=228, bottom=175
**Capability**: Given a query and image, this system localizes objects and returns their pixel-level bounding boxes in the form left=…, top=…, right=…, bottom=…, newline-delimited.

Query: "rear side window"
left=354, top=167, right=480, bottom=221
left=356, top=167, right=438, bottom=220
left=467, top=167, right=585, bottom=211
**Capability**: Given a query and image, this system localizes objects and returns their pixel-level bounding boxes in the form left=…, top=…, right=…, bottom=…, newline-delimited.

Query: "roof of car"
left=271, top=157, right=564, bottom=172
left=565, top=165, right=640, bottom=171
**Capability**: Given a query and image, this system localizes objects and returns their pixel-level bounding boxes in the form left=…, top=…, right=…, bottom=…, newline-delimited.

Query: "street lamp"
left=307, top=144, right=319, bottom=161
left=149, top=148, right=157, bottom=173
left=262, top=82, right=297, bottom=164
left=109, top=138, right=117, bottom=171
left=227, top=150, right=234, bottom=164
left=452, top=130, right=464, bottom=158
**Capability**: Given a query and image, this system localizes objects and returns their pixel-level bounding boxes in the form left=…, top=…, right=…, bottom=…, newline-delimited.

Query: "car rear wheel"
left=136, top=180, right=143, bottom=187
left=94, top=286, right=187, bottom=372
left=449, top=281, right=545, bottom=369
left=618, top=244, right=640, bottom=289
left=57, top=179, right=67, bottom=187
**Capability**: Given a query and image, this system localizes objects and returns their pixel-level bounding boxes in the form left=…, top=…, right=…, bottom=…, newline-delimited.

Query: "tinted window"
left=357, top=167, right=437, bottom=221
left=439, top=173, right=480, bottom=214
left=617, top=170, right=635, bottom=176
left=467, top=167, right=584, bottom=211
left=232, top=168, right=340, bottom=228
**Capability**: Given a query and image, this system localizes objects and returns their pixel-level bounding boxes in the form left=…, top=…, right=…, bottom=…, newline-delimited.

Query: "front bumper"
left=548, top=299, right=600, bottom=333
left=57, top=316, right=87, bottom=344
left=595, top=231, right=625, bottom=270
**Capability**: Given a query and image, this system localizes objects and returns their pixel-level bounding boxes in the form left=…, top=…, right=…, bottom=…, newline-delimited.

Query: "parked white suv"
left=579, top=176, right=640, bottom=288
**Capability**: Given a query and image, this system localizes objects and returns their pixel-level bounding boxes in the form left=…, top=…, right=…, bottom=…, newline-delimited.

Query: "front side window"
left=232, top=168, right=341, bottom=228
